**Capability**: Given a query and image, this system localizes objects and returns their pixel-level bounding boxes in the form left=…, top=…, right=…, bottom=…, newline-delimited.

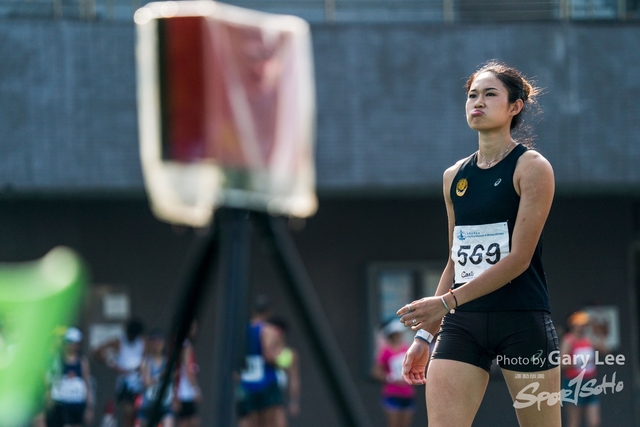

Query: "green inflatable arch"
left=0, top=246, right=86, bottom=426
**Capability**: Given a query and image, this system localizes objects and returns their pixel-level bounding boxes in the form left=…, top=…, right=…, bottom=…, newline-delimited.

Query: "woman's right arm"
left=397, top=161, right=462, bottom=332
left=399, top=161, right=462, bottom=385
left=428, top=163, right=459, bottom=323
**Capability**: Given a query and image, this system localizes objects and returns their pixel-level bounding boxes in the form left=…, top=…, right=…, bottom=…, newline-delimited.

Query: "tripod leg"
left=212, top=208, right=253, bottom=426
left=147, top=219, right=219, bottom=427
left=261, top=214, right=373, bottom=427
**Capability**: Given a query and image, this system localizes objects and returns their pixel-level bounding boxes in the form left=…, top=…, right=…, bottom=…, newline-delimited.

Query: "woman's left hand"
left=396, top=297, right=448, bottom=330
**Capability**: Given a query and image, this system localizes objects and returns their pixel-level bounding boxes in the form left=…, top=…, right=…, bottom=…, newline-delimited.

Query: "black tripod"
left=146, top=207, right=372, bottom=427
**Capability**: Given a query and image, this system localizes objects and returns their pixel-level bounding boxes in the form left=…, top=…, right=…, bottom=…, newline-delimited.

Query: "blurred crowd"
left=26, top=318, right=201, bottom=427
left=20, top=294, right=301, bottom=427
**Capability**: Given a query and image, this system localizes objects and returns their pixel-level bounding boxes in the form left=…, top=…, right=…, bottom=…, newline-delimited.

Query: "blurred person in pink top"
left=372, top=321, right=416, bottom=427
left=560, top=311, right=609, bottom=427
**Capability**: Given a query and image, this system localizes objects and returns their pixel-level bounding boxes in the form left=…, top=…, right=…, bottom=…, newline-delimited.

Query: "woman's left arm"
left=453, top=150, right=555, bottom=307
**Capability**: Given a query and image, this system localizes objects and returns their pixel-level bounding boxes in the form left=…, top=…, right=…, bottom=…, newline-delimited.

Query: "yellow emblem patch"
left=456, top=178, right=468, bottom=197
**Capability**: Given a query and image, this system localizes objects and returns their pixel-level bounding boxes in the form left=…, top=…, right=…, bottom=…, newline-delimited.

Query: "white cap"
left=64, top=327, right=83, bottom=343
left=383, top=320, right=406, bottom=337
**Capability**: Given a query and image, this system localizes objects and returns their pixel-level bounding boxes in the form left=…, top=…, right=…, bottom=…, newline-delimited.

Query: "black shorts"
left=48, top=402, right=86, bottom=426
left=116, top=386, right=140, bottom=404
left=236, top=381, right=284, bottom=417
left=139, top=405, right=173, bottom=420
left=431, top=310, right=558, bottom=373
left=177, top=401, right=198, bottom=418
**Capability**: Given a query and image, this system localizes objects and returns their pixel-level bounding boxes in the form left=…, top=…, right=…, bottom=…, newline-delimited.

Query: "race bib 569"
left=452, top=222, right=510, bottom=283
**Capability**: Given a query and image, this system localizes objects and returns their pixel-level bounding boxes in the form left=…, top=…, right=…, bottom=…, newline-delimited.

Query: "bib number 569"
left=457, top=243, right=501, bottom=266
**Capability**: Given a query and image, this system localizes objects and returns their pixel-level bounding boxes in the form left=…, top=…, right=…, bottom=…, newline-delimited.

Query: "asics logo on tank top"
left=494, top=178, right=502, bottom=186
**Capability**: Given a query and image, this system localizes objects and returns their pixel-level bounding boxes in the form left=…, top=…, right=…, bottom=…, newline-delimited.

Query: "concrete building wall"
left=0, top=20, right=639, bottom=195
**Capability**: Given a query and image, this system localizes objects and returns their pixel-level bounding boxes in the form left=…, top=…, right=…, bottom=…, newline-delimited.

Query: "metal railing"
left=0, top=0, right=636, bottom=22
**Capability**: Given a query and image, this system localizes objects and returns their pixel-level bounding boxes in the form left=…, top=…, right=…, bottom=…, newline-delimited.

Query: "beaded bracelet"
left=448, top=289, right=459, bottom=309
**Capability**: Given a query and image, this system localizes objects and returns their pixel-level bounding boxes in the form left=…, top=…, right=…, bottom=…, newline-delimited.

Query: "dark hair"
left=252, top=294, right=272, bottom=315
left=465, top=60, right=542, bottom=144
left=147, top=328, right=165, bottom=340
left=126, top=318, right=145, bottom=341
left=268, top=316, right=289, bottom=334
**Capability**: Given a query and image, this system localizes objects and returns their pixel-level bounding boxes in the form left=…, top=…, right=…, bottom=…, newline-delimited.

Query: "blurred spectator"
left=560, top=311, right=609, bottom=427
left=268, top=316, right=301, bottom=424
left=236, top=294, right=287, bottom=427
left=371, top=320, right=416, bottom=427
left=47, top=327, right=94, bottom=427
left=174, top=321, right=201, bottom=427
left=139, top=329, right=174, bottom=427
left=93, top=318, right=146, bottom=427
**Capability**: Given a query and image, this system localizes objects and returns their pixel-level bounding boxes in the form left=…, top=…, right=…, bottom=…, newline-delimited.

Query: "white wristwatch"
left=415, top=329, right=434, bottom=345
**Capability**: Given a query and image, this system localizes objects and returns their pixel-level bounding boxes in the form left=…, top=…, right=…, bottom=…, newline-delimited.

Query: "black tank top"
left=449, top=144, right=551, bottom=312
left=62, top=356, right=83, bottom=378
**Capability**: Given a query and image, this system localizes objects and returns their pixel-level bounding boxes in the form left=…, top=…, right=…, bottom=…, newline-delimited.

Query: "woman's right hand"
left=401, top=339, right=430, bottom=385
